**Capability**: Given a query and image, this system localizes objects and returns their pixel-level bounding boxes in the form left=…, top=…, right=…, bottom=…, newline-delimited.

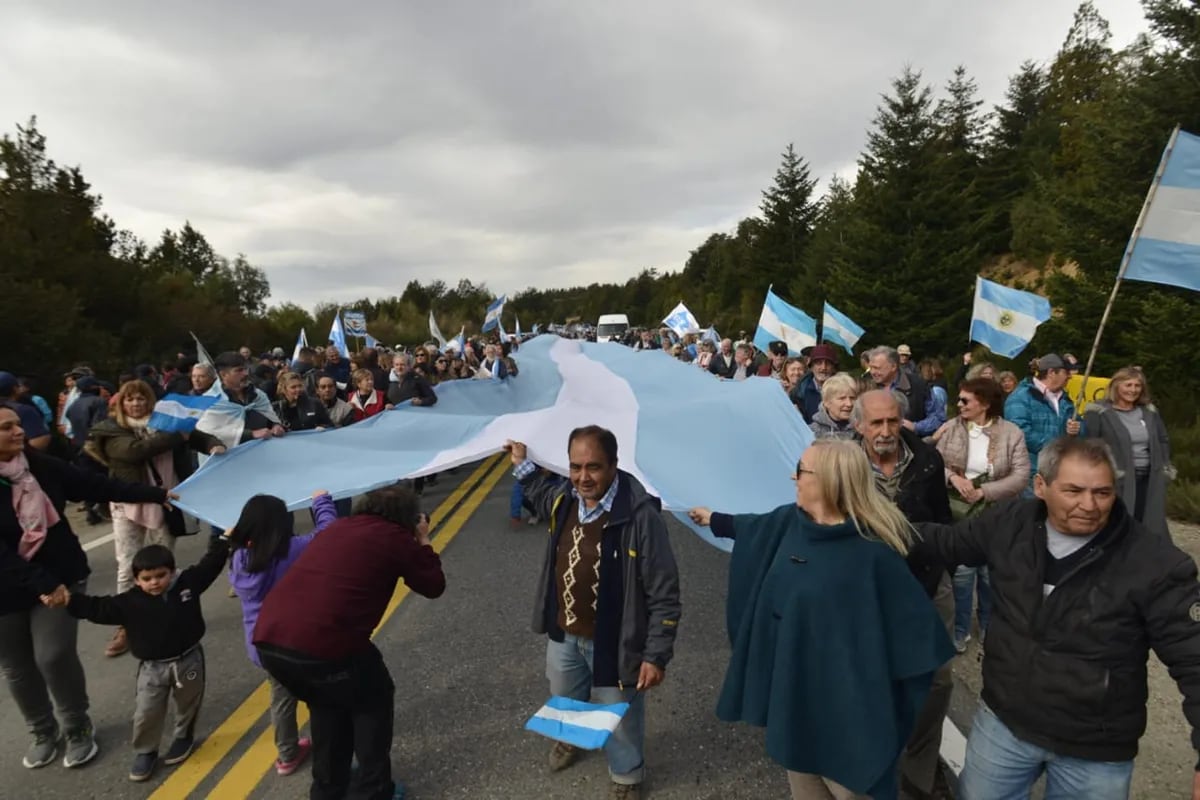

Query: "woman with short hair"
left=688, top=440, right=952, bottom=799
left=348, top=369, right=391, bottom=422
left=808, top=373, right=858, bottom=440
left=1083, top=367, right=1172, bottom=537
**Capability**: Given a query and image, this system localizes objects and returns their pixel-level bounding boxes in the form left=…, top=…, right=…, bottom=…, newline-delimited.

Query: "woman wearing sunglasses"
left=934, top=377, right=1029, bottom=653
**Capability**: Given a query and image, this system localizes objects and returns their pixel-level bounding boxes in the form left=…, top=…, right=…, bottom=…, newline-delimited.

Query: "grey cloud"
left=1, top=0, right=1151, bottom=311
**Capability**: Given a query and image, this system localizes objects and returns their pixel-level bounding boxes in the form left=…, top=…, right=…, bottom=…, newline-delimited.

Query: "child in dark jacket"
left=63, top=537, right=229, bottom=782
left=228, top=490, right=337, bottom=776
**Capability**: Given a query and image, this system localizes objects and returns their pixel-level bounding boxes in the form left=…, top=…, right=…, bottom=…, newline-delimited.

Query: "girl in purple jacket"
left=228, top=490, right=337, bottom=776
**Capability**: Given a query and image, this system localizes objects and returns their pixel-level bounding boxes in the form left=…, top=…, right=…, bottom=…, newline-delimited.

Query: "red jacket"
left=349, top=389, right=388, bottom=421
left=253, top=515, right=445, bottom=660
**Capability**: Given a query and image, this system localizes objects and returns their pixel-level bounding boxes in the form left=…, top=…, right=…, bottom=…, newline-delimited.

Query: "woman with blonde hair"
left=808, top=373, right=858, bottom=440
left=688, top=439, right=953, bottom=799
left=84, top=380, right=224, bottom=656
left=1083, top=367, right=1172, bottom=536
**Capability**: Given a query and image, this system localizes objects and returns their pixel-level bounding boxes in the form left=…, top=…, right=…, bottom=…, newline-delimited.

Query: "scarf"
left=0, top=453, right=61, bottom=560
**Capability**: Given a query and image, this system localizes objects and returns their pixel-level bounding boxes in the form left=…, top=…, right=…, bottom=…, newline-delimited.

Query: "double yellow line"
left=151, top=454, right=511, bottom=800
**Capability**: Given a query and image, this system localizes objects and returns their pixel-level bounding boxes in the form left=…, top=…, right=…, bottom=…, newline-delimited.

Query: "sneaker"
left=954, top=634, right=971, bottom=654
left=129, top=751, right=157, bottom=782
left=22, top=729, right=60, bottom=769
left=527, top=515, right=540, bottom=526
left=162, top=736, right=194, bottom=765
left=275, top=737, right=311, bottom=776
left=609, top=782, right=642, bottom=800
left=548, top=741, right=580, bottom=772
left=105, top=627, right=128, bottom=657
left=62, top=725, right=98, bottom=769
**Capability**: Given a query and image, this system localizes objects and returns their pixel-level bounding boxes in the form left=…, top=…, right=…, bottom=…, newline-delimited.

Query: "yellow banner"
left=1067, top=374, right=1111, bottom=411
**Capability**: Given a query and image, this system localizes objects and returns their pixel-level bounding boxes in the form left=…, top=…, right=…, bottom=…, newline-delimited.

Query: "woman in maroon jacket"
left=0, top=406, right=168, bottom=771
left=254, top=482, right=445, bottom=800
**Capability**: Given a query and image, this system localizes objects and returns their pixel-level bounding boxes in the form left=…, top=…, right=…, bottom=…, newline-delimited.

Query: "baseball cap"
left=63, top=366, right=92, bottom=380
left=1036, top=354, right=1067, bottom=372
left=271, top=347, right=286, bottom=357
left=768, top=341, right=788, bottom=356
left=897, top=344, right=913, bottom=356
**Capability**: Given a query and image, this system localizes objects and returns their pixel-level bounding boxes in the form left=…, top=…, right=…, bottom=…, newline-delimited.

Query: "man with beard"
left=853, top=389, right=954, bottom=800
left=793, top=344, right=839, bottom=423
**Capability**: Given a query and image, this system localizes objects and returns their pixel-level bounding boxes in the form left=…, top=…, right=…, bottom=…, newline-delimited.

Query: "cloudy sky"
left=2, top=1, right=1149, bottom=310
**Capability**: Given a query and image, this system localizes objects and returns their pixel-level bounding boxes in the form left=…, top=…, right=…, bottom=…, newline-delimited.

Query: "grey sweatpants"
left=132, top=645, right=205, bottom=755
left=0, top=582, right=91, bottom=736
left=267, top=673, right=301, bottom=762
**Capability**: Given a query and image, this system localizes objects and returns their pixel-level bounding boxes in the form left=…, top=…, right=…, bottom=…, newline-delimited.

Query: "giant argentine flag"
left=754, top=288, right=817, bottom=356
left=171, top=336, right=812, bottom=548
left=969, top=277, right=1052, bottom=358
left=1125, top=129, right=1200, bottom=293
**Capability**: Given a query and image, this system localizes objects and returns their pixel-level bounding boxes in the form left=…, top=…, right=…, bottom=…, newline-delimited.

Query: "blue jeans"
left=952, top=565, right=991, bottom=642
left=960, top=703, right=1133, bottom=800
left=545, top=634, right=645, bottom=784
left=510, top=481, right=526, bottom=520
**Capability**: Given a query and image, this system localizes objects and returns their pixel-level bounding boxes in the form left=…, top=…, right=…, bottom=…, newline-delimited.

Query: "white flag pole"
left=1074, top=123, right=1180, bottom=413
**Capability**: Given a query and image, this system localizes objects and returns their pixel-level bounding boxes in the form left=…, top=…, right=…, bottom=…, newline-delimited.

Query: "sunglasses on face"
left=957, top=396, right=971, bottom=405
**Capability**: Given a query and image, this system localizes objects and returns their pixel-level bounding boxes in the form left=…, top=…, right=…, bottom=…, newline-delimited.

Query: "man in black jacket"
left=918, top=436, right=1200, bottom=800
left=853, top=389, right=953, bottom=799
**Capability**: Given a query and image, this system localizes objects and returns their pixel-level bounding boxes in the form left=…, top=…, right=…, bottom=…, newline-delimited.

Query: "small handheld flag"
left=969, top=276, right=1051, bottom=358
left=662, top=302, right=700, bottom=337
left=754, top=288, right=817, bottom=356
left=483, top=296, right=507, bottom=333
left=821, top=301, right=865, bottom=353
left=525, top=696, right=631, bottom=751
left=329, top=312, right=350, bottom=358
left=148, top=393, right=220, bottom=434
left=290, top=327, right=308, bottom=366
left=429, top=310, right=449, bottom=350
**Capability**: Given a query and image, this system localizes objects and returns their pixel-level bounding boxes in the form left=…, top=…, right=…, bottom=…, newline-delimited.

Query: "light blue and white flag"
left=701, top=326, right=722, bottom=348
left=662, top=302, right=700, bottom=337
left=429, top=310, right=449, bottom=350
left=364, top=332, right=379, bottom=349
left=516, top=317, right=523, bottom=338
left=754, top=289, right=817, bottom=356
left=532, top=323, right=541, bottom=335
left=171, top=336, right=812, bottom=544
left=525, top=696, right=630, bottom=751
left=1125, top=128, right=1200, bottom=292
left=148, top=393, right=220, bottom=434
left=497, top=316, right=508, bottom=340
left=328, top=312, right=350, bottom=359
left=195, top=381, right=281, bottom=450
left=190, top=332, right=214, bottom=367
left=969, top=276, right=1052, bottom=358
left=290, top=327, right=308, bottom=367
left=821, top=302, right=865, bottom=354
left=483, top=295, right=507, bottom=332
left=342, top=311, right=368, bottom=338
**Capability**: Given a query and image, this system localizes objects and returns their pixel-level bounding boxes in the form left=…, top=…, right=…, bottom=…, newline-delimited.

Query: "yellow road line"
left=150, top=455, right=505, bottom=800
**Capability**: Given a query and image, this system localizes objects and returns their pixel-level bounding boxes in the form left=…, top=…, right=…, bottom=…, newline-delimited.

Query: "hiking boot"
left=105, top=627, right=128, bottom=657
left=162, top=736, right=194, bottom=765
left=609, top=782, right=642, bottom=800
left=129, top=751, right=157, bottom=782
left=22, top=729, right=60, bottom=769
left=62, top=725, right=98, bottom=768
left=275, top=737, right=311, bottom=776
left=548, top=741, right=580, bottom=772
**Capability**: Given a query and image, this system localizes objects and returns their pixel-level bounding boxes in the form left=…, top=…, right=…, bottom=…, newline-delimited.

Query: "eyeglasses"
left=957, top=397, right=971, bottom=405
left=791, top=467, right=816, bottom=480
left=436, top=360, right=447, bottom=365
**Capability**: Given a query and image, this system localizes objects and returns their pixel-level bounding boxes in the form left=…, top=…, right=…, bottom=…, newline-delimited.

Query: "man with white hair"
left=867, top=346, right=943, bottom=437
left=709, top=339, right=736, bottom=379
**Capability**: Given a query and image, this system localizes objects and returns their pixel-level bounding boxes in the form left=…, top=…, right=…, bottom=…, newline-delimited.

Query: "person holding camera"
left=253, top=483, right=445, bottom=800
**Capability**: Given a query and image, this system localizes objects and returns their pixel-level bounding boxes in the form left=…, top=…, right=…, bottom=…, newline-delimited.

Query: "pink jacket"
left=935, top=417, right=1030, bottom=502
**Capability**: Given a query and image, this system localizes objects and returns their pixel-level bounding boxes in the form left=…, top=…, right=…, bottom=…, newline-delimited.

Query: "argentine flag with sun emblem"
left=969, top=276, right=1052, bottom=358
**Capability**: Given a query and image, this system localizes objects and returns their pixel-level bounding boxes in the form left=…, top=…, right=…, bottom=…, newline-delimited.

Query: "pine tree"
left=757, top=144, right=818, bottom=295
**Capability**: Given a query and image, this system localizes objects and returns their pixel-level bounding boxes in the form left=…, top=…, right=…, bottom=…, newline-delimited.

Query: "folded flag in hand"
left=525, top=696, right=631, bottom=751
left=148, top=393, right=220, bottom=433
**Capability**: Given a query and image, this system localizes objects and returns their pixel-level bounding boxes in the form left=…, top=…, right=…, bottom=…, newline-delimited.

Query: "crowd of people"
left=0, top=322, right=1189, bottom=800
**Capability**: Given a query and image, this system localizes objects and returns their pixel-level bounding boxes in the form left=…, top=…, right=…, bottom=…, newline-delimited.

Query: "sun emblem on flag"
left=998, top=311, right=1014, bottom=329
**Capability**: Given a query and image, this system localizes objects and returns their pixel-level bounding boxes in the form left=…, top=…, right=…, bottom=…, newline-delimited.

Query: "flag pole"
left=1073, top=124, right=1181, bottom=413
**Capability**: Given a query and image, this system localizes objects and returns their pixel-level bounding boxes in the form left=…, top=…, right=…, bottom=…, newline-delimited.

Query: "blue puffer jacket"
left=1004, top=378, right=1083, bottom=484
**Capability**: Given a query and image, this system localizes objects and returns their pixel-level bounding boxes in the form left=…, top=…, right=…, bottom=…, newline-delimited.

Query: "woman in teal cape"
left=690, top=439, right=953, bottom=800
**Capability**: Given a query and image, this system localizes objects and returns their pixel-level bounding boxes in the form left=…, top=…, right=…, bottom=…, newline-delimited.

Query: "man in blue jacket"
left=1004, top=354, right=1082, bottom=494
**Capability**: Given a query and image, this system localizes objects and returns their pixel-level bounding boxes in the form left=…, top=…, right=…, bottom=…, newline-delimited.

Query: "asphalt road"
left=0, top=460, right=1194, bottom=799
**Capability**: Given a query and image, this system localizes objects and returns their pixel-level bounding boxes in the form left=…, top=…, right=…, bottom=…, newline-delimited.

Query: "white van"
left=596, top=313, right=630, bottom=343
